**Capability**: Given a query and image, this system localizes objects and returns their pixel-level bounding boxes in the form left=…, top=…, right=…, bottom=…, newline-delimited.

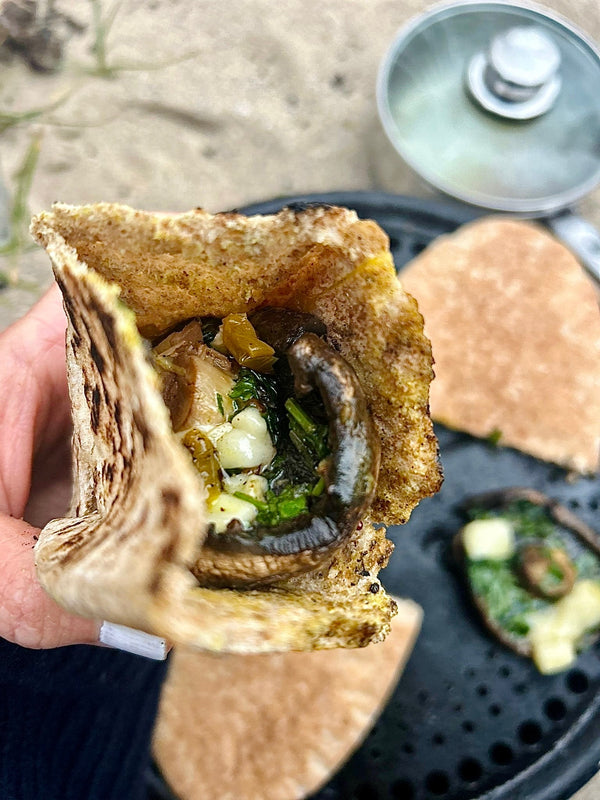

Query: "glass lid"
left=377, top=1, right=600, bottom=214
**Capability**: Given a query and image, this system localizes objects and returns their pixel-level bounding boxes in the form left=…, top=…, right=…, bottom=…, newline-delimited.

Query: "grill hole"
left=498, top=666, right=511, bottom=678
left=489, top=704, right=502, bottom=717
left=432, top=733, right=446, bottom=746
left=566, top=669, right=589, bottom=694
left=476, top=684, right=489, bottom=697
left=391, top=779, right=415, bottom=800
left=425, top=771, right=450, bottom=795
left=590, top=498, right=599, bottom=511
left=370, top=747, right=382, bottom=760
left=544, top=697, right=567, bottom=721
left=465, top=668, right=476, bottom=679
left=402, top=742, right=415, bottom=755
left=518, top=720, right=543, bottom=746
left=417, top=690, right=429, bottom=705
left=453, top=703, right=463, bottom=713
left=462, top=720, right=475, bottom=733
left=490, top=742, right=514, bottom=766
left=354, top=783, right=378, bottom=800
left=458, top=757, right=483, bottom=784
left=513, top=683, right=528, bottom=695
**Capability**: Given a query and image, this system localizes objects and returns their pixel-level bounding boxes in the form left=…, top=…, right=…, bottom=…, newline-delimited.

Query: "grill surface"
left=148, top=192, right=600, bottom=800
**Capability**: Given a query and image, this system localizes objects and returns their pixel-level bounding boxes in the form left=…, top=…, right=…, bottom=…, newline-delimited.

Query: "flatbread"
left=401, top=217, right=600, bottom=474
left=152, top=599, right=422, bottom=800
left=30, top=202, right=441, bottom=652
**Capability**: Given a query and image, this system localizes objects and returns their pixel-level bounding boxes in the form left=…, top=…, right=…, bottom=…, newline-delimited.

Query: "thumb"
left=0, top=514, right=98, bottom=649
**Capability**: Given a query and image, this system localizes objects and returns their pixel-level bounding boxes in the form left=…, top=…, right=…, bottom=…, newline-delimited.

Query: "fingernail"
left=98, top=621, right=171, bottom=660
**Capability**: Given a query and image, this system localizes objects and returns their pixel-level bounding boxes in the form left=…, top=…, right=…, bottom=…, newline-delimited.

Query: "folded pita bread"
left=30, top=202, right=441, bottom=652
left=402, top=217, right=600, bottom=475
left=153, top=599, right=422, bottom=800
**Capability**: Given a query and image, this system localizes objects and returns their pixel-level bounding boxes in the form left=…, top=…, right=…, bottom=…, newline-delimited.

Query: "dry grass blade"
left=0, top=88, right=74, bottom=135
left=84, top=0, right=197, bottom=78
left=0, top=132, right=43, bottom=285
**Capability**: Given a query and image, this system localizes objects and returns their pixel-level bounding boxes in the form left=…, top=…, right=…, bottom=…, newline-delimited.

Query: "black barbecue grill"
left=147, top=192, right=600, bottom=800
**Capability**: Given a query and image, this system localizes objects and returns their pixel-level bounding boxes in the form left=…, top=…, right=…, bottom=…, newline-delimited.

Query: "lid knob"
left=467, top=25, right=562, bottom=119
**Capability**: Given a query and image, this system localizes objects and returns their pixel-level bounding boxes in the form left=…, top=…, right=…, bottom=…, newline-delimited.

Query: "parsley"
left=227, top=367, right=331, bottom=530
left=234, top=484, right=312, bottom=527
left=285, top=397, right=329, bottom=465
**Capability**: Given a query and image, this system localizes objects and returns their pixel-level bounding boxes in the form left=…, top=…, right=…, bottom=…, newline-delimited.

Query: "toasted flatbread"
left=30, top=202, right=441, bottom=652
left=402, top=217, right=600, bottom=474
left=153, top=599, right=422, bottom=800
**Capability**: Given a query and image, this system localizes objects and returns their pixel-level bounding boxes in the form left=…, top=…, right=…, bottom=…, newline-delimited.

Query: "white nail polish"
left=99, top=621, right=170, bottom=660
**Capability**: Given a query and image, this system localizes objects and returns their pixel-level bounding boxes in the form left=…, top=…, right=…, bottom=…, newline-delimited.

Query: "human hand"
left=0, top=283, right=98, bottom=648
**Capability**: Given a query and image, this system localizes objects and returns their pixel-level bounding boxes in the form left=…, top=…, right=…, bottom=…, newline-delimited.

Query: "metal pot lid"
left=377, top=0, right=600, bottom=214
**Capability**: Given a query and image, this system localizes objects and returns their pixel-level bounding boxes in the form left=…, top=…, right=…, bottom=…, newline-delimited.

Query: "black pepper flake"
left=359, top=569, right=370, bottom=577
left=369, top=582, right=380, bottom=594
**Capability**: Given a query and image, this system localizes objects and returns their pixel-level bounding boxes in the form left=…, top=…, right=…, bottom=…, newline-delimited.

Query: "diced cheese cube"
left=531, top=638, right=577, bottom=675
left=231, top=407, right=268, bottom=436
left=223, top=472, right=268, bottom=500
left=214, top=407, right=275, bottom=469
left=207, top=492, right=257, bottom=533
left=462, top=518, right=516, bottom=561
left=528, top=580, right=600, bottom=643
left=216, top=429, right=275, bottom=469
left=205, top=422, right=233, bottom=445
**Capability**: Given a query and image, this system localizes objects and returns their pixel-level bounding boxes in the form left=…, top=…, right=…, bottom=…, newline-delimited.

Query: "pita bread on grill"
left=401, top=217, right=600, bottom=475
left=153, top=599, right=422, bottom=800
left=30, top=202, right=441, bottom=652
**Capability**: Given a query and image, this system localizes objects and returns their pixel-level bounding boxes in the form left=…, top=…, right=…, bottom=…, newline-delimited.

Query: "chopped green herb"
left=547, top=562, right=565, bottom=583
left=232, top=491, right=268, bottom=511
left=487, top=427, right=503, bottom=447
left=234, top=485, right=312, bottom=528
left=468, top=559, right=539, bottom=637
left=216, top=392, right=225, bottom=417
left=226, top=366, right=330, bottom=529
left=311, top=477, right=325, bottom=496
left=285, top=398, right=329, bottom=463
